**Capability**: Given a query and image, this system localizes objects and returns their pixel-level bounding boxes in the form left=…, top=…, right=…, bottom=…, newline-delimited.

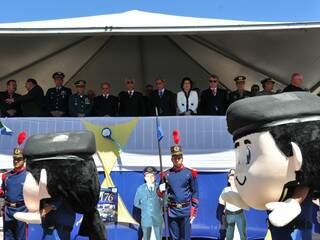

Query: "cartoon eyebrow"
left=234, top=142, right=240, bottom=148
left=244, top=139, right=251, bottom=144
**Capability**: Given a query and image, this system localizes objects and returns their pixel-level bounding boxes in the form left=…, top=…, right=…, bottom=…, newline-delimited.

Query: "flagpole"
left=155, top=107, right=169, bottom=240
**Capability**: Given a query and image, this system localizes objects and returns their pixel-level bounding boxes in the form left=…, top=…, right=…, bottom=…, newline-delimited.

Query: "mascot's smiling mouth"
left=236, top=176, right=247, bottom=186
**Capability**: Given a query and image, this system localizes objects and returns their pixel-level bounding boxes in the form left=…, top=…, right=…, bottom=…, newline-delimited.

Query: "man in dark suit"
left=150, top=78, right=176, bottom=116
left=92, top=82, right=118, bottom=116
left=199, top=75, right=228, bottom=115
left=118, top=78, right=145, bottom=116
left=45, top=72, right=72, bottom=117
left=5, top=78, right=46, bottom=117
left=0, top=79, right=21, bottom=117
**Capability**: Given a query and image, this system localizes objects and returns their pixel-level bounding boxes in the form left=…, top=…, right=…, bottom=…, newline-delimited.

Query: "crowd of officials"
left=0, top=71, right=307, bottom=118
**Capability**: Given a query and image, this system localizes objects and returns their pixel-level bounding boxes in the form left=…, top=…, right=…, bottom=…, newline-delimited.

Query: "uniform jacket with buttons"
left=46, top=86, right=72, bottom=113
left=134, top=183, right=163, bottom=227
left=68, top=93, right=92, bottom=117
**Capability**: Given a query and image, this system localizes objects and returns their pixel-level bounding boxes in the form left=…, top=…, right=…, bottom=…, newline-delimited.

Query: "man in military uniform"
left=68, top=80, right=92, bottom=117
left=229, top=76, right=251, bottom=104
left=157, top=141, right=199, bottom=240
left=134, top=166, right=163, bottom=240
left=45, top=72, right=72, bottom=117
left=0, top=140, right=27, bottom=239
left=257, top=78, right=275, bottom=96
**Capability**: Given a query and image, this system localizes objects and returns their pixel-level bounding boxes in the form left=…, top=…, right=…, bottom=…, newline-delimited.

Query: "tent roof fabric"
left=0, top=10, right=319, bottom=34
left=0, top=10, right=319, bottom=94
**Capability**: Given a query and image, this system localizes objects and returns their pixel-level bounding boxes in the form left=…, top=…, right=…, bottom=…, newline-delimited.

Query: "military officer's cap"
left=52, top=72, right=65, bottom=80
left=260, top=78, right=275, bottom=85
left=13, top=147, right=24, bottom=159
left=143, top=166, right=157, bottom=175
left=170, top=145, right=183, bottom=156
left=227, top=92, right=320, bottom=140
left=234, top=76, right=246, bottom=83
left=74, top=80, right=86, bottom=87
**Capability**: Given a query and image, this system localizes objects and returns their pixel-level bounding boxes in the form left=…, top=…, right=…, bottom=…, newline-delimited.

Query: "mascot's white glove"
left=221, top=191, right=250, bottom=210
left=266, top=198, right=301, bottom=227
left=159, top=183, right=166, bottom=192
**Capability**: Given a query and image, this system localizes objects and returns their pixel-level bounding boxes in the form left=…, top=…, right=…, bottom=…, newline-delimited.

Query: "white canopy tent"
left=0, top=10, right=319, bottom=94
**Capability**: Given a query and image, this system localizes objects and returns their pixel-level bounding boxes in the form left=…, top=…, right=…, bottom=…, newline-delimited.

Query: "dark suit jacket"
left=92, top=95, right=118, bottom=116
left=199, top=88, right=228, bottom=115
left=150, top=89, right=176, bottom=116
left=0, top=91, right=22, bottom=117
left=15, top=85, right=46, bottom=117
left=118, top=91, right=145, bottom=116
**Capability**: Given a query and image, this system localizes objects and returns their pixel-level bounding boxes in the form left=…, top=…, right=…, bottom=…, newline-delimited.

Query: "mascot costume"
left=222, top=92, right=320, bottom=239
left=14, top=131, right=106, bottom=240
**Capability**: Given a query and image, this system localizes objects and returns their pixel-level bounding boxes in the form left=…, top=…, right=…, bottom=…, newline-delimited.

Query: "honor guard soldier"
left=157, top=130, right=199, bottom=240
left=229, top=76, right=251, bottom=104
left=134, top=166, right=163, bottom=240
left=0, top=132, right=27, bottom=240
left=45, top=72, right=72, bottom=117
left=68, top=80, right=92, bottom=117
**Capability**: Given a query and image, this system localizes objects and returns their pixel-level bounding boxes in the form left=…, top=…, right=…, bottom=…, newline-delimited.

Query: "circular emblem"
left=101, top=128, right=112, bottom=138
left=174, top=146, right=179, bottom=152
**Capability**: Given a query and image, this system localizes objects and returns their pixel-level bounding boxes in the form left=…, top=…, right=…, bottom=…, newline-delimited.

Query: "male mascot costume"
left=14, top=131, right=106, bottom=239
left=222, top=92, right=320, bottom=239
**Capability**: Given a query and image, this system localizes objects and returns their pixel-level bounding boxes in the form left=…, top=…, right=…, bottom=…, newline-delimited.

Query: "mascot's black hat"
left=227, top=92, right=320, bottom=140
left=23, top=131, right=106, bottom=240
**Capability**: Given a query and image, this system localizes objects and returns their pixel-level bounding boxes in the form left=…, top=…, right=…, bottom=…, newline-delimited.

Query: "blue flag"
left=156, top=122, right=163, bottom=142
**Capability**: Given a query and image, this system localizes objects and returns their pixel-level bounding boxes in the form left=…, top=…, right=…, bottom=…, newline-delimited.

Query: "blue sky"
left=0, top=0, right=320, bottom=23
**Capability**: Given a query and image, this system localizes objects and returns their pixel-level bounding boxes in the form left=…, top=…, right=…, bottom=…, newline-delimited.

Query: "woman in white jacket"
left=177, top=77, right=199, bottom=115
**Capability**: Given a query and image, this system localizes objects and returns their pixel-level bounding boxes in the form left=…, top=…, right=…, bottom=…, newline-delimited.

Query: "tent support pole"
left=310, top=80, right=320, bottom=93
left=0, top=36, right=91, bottom=82
left=165, top=36, right=230, bottom=91
left=64, top=36, right=113, bottom=87
left=187, top=35, right=287, bottom=86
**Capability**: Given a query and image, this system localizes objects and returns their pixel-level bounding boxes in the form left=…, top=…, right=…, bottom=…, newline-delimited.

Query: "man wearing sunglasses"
left=68, top=80, right=92, bottom=117
left=199, top=75, right=228, bottom=115
left=118, top=78, right=145, bottom=116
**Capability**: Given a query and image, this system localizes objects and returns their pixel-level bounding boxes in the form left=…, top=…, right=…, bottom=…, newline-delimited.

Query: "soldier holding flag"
left=157, top=130, right=199, bottom=240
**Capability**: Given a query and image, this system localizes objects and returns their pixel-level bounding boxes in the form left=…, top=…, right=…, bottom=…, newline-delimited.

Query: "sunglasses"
left=209, top=80, right=217, bottom=83
left=126, top=81, right=134, bottom=84
left=77, top=86, right=85, bottom=88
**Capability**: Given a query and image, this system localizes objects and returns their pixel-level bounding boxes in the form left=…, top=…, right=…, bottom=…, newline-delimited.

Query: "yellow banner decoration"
left=82, top=118, right=139, bottom=225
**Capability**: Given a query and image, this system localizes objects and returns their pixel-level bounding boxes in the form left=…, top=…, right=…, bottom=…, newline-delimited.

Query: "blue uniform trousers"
left=168, top=216, right=191, bottom=240
left=3, top=217, right=26, bottom=240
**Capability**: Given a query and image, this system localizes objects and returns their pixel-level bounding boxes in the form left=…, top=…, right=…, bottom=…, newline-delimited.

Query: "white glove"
left=14, top=212, right=41, bottom=224
left=221, top=191, right=250, bottom=210
left=266, top=198, right=301, bottom=227
left=159, top=183, right=166, bottom=192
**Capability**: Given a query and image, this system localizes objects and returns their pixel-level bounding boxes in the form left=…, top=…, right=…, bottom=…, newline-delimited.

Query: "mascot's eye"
left=246, top=146, right=251, bottom=165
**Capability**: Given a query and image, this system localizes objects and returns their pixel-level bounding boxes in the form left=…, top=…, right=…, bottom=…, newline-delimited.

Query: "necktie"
left=129, top=91, right=133, bottom=98
left=159, top=91, right=163, bottom=98
left=212, top=89, right=217, bottom=96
